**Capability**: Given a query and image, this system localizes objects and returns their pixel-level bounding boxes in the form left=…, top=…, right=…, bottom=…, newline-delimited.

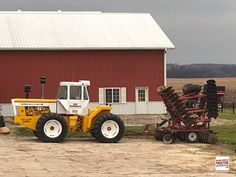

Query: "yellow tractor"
left=12, top=80, right=124, bottom=143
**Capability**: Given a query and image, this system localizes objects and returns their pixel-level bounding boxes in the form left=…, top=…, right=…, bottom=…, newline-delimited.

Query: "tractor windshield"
left=70, top=86, right=82, bottom=100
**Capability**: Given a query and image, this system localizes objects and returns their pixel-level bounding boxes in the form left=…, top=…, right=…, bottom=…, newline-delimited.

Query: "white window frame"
left=99, top=87, right=126, bottom=104
left=135, top=87, right=149, bottom=103
left=105, top=88, right=120, bottom=104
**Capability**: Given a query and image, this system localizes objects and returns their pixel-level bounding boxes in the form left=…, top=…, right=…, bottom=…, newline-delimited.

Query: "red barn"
left=0, top=11, right=174, bottom=116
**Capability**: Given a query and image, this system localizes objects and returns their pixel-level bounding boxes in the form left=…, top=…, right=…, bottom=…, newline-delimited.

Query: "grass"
left=212, top=124, right=236, bottom=146
left=218, top=108, right=236, bottom=120
left=212, top=108, right=236, bottom=147
left=12, top=126, right=34, bottom=137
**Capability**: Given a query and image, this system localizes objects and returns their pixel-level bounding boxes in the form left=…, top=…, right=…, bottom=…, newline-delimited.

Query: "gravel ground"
left=0, top=133, right=235, bottom=177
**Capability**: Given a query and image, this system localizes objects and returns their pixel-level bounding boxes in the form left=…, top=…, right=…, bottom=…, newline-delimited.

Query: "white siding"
left=1, top=101, right=165, bottom=117
left=98, top=88, right=105, bottom=104
left=89, top=101, right=165, bottom=115
left=121, top=87, right=126, bottom=103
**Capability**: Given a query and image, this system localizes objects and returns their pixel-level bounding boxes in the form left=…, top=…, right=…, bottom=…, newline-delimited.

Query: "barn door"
left=135, top=87, right=148, bottom=114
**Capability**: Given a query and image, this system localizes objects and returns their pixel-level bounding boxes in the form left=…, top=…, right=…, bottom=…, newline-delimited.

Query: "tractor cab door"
left=56, top=84, right=89, bottom=116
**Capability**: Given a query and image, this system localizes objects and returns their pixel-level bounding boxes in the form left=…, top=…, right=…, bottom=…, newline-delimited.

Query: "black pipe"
left=40, top=76, right=46, bottom=99
left=24, top=85, right=31, bottom=98
left=233, top=101, right=235, bottom=114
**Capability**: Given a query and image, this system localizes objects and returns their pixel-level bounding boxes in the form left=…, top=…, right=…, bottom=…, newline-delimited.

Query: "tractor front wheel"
left=35, top=113, right=68, bottom=143
left=92, top=114, right=124, bottom=143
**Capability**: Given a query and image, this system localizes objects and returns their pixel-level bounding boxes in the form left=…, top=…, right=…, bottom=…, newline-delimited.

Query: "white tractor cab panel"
left=56, top=80, right=90, bottom=116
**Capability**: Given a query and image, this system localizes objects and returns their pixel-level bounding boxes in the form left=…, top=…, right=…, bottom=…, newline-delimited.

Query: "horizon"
left=167, top=63, right=236, bottom=65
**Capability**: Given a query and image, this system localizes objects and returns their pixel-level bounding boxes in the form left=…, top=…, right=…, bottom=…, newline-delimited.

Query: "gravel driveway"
left=0, top=134, right=235, bottom=177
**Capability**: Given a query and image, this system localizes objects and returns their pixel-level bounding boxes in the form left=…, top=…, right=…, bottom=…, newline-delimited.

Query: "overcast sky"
left=0, top=0, right=235, bottom=64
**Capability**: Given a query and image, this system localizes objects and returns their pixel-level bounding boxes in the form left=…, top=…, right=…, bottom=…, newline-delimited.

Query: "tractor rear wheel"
left=90, top=131, right=97, bottom=139
left=92, top=113, right=124, bottom=143
left=33, top=130, right=41, bottom=139
left=35, top=113, right=68, bottom=143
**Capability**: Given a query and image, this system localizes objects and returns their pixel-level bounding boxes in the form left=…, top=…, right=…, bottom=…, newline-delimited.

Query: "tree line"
left=167, top=64, right=236, bottom=78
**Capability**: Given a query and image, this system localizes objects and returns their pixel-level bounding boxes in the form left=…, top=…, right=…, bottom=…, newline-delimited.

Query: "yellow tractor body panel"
left=13, top=98, right=56, bottom=103
left=12, top=98, right=56, bottom=131
left=14, top=115, right=41, bottom=131
left=81, top=105, right=112, bottom=132
left=13, top=99, right=112, bottom=133
left=65, top=116, right=79, bottom=132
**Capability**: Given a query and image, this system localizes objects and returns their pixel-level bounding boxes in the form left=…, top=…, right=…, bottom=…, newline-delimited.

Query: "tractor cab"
left=56, top=80, right=90, bottom=115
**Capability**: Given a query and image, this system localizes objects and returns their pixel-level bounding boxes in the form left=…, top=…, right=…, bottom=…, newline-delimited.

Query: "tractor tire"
left=185, top=132, right=199, bottom=143
left=35, top=113, right=68, bottom=143
left=92, top=113, right=124, bottom=143
left=90, top=131, right=97, bottom=139
left=182, top=84, right=201, bottom=95
left=33, top=130, right=41, bottom=139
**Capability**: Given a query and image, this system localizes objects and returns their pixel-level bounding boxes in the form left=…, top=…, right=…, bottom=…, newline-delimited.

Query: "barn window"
left=138, top=89, right=146, bottom=102
left=105, top=88, right=120, bottom=103
left=99, top=87, right=126, bottom=104
left=135, top=87, right=149, bottom=103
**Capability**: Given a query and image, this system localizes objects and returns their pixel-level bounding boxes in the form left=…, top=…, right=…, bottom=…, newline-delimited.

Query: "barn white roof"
left=0, top=11, right=174, bottom=50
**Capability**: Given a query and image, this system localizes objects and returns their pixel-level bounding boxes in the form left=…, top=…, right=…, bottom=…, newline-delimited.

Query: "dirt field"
left=167, top=77, right=236, bottom=104
left=167, top=77, right=236, bottom=91
left=0, top=133, right=235, bottom=177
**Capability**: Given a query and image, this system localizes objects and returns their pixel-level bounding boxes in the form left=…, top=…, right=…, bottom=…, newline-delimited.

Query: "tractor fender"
left=82, top=105, right=111, bottom=132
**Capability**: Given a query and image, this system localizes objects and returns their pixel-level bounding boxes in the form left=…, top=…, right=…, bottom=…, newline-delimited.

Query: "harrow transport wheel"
left=177, top=132, right=185, bottom=141
left=185, top=132, right=199, bottom=143
left=93, top=113, right=124, bottom=143
left=217, top=103, right=222, bottom=109
left=154, top=132, right=164, bottom=140
left=163, top=133, right=175, bottom=144
left=36, top=113, right=68, bottom=143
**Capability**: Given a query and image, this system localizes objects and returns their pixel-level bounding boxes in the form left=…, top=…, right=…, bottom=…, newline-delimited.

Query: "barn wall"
left=0, top=50, right=164, bottom=103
